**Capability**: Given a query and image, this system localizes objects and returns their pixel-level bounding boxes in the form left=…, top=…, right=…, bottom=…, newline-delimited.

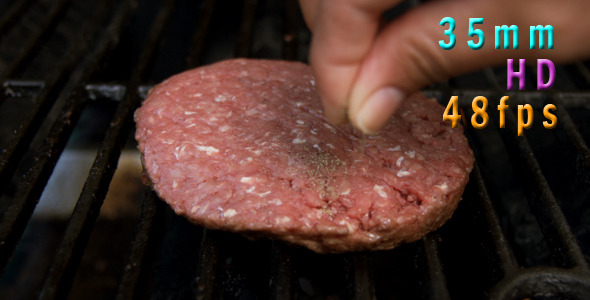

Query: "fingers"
left=305, top=0, right=590, bottom=133
left=308, top=0, right=402, bottom=124
left=348, top=0, right=508, bottom=133
left=348, top=0, right=590, bottom=133
left=298, top=0, right=319, bottom=30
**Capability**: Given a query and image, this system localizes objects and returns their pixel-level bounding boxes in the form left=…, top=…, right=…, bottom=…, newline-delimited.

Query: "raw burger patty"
left=135, top=59, right=474, bottom=253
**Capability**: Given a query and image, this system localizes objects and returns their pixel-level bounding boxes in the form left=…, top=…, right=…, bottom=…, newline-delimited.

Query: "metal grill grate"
left=0, top=0, right=589, bottom=299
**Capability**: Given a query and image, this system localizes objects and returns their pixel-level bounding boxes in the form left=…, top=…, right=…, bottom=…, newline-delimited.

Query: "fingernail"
left=355, top=87, right=405, bottom=134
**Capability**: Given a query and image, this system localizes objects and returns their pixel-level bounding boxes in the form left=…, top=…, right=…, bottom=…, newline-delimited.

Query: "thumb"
left=348, top=0, right=512, bottom=134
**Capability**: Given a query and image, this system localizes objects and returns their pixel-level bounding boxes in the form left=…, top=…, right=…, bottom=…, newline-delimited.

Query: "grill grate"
left=0, top=0, right=135, bottom=275
left=0, top=0, right=589, bottom=299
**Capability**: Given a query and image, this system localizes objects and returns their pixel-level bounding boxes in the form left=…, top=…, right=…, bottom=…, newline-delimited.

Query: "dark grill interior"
left=0, top=0, right=589, bottom=299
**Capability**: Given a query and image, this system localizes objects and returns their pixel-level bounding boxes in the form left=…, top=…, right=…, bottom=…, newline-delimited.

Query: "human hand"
left=300, top=0, right=590, bottom=133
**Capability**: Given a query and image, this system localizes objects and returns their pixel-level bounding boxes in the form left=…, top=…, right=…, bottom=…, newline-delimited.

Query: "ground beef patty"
left=134, top=59, right=474, bottom=253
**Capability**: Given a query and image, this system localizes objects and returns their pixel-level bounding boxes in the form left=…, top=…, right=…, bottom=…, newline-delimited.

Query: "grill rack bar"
left=343, top=252, right=376, bottom=300
left=194, top=229, right=222, bottom=299
left=553, top=95, right=590, bottom=189
left=574, top=62, right=590, bottom=86
left=0, top=0, right=32, bottom=36
left=479, top=70, right=589, bottom=270
left=461, top=71, right=590, bottom=297
left=186, top=0, right=217, bottom=69
left=499, top=108, right=589, bottom=269
left=0, top=0, right=130, bottom=276
left=457, top=97, right=521, bottom=276
left=471, top=163, right=519, bottom=274
left=115, top=191, right=163, bottom=300
left=235, top=0, right=258, bottom=58
left=422, top=234, right=451, bottom=300
left=37, top=0, right=180, bottom=298
left=0, top=0, right=105, bottom=193
left=430, top=71, right=590, bottom=297
left=0, top=0, right=71, bottom=81
left=269, top=241, right=294, bottom=299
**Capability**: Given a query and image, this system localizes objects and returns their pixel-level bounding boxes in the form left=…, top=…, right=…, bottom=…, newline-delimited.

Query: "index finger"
left=309, top=0, right=401, bottom=124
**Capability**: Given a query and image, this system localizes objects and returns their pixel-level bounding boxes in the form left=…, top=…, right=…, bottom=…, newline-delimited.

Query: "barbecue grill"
left=0, top=0, right=589, bottom=299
